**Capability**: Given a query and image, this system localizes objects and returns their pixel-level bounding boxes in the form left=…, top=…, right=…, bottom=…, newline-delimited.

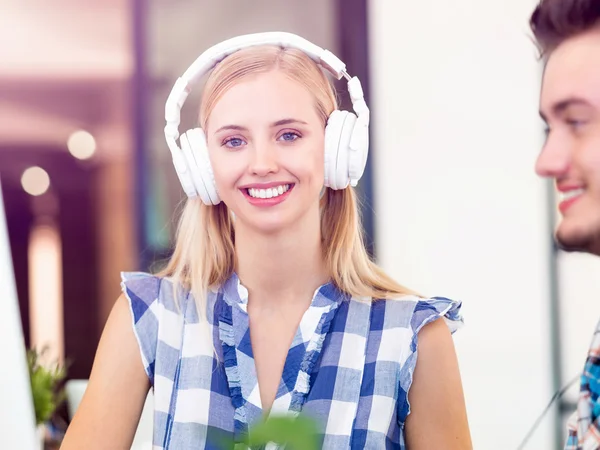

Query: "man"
left=530, top=0, right=600, bottom=447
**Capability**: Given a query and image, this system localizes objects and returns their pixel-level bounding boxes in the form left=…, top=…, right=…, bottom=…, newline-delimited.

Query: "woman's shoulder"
left=119, top=272, right=189, bottom=385
left=120, top=271, right=188, bottom=315
left=365, top=293, right=464, bottom=336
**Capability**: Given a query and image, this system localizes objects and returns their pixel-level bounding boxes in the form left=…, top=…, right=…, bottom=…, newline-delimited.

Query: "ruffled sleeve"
left=397, top=296, right=464, bottom=427
left=120, top=271, right=162, bottom=385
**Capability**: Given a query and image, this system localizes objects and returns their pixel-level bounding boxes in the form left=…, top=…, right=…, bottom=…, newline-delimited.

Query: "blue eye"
left=223, top=137, right=245, bottom=148
left=565, top=118, right=587, bottom=131
left=279, top=132, right=300, bottom=142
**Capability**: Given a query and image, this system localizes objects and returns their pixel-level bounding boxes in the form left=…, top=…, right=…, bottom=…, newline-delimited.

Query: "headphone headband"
left=182, top=32, right=347, bottom=86
left=164, top=32, right=369, bottom=144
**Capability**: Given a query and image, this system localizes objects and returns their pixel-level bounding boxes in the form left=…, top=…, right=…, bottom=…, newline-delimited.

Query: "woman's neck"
left=234, top=211, right=329, bottom=309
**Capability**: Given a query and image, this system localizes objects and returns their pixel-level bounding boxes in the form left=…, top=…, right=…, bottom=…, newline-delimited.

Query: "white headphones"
left=164, top=32, right=370, bottom=205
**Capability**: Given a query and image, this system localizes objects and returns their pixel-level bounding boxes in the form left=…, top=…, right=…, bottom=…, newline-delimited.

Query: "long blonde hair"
left=159, top=45, right=418, bottom=315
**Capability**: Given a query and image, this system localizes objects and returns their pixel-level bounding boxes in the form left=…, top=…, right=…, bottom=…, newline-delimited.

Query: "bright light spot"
left=21, top=167, right=50, bottom=196
left=67, top=130, right=96, bottom=160
left=29, top=223, right=63, bottom=364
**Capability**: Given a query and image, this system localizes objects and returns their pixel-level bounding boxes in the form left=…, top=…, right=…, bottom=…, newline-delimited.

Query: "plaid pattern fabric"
left=122, top=271, right=463, bottom=449
left=565, top=319, right=600, bottom=450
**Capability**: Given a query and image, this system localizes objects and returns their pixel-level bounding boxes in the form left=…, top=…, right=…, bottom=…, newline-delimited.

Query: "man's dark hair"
left=530, top=0, right=600, bottom=57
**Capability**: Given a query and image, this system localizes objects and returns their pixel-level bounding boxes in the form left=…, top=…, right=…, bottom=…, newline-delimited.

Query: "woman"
left=61, top=33, right=472, bottom=449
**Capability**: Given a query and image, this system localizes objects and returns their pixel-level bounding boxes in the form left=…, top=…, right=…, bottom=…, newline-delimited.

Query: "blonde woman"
left=61, top=33, right=472, bottom=449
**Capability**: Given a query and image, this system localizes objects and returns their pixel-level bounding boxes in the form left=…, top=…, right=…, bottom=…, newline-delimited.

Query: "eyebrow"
left=539, top=97, right=592, bottom=122
left=214, top=118, right=308, bottom=134
left=272, top=118, right=308, bottom=127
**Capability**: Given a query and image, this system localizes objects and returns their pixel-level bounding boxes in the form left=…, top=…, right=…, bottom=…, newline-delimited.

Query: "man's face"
left=537, top=27, right=600, bottom=255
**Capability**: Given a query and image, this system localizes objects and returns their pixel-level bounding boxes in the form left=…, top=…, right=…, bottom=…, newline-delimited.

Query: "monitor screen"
left=0, top=178, right=38, bottom=449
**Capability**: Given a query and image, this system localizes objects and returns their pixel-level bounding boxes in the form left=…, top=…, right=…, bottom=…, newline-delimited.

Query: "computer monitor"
left=0, top=178, right=38, bottom=449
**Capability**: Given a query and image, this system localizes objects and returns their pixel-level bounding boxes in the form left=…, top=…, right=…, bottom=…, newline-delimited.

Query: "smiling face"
left=536, top=28, right=600, bottom=255
left=205, top=69, right=326, bottom=235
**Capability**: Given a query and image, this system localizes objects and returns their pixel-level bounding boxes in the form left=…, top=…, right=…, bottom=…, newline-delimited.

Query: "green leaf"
left=212, top=415, right=320, bottom=450
left=243, top=415, right=320, bottom=450
left=27, top=347, right=68, bottom=425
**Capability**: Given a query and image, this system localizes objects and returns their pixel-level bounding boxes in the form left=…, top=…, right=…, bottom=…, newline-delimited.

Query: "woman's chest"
left=158, top=325, right=404, bottom=449
left=249, top=310, right=306, bottom=412
left=155, top=293, right=411, bottom=448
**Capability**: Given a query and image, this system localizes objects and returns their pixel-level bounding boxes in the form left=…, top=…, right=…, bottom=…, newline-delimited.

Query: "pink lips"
left=558, top=191, right=583, bottom=214
left=240, top=183, right=294, bottom=207
left=557, top=184, right=584, bottom=214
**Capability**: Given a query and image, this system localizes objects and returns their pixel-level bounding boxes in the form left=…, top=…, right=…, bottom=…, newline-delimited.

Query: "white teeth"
left=247, top=184, right=290, bottom=199
left=561, top=188, right=584, bottom=201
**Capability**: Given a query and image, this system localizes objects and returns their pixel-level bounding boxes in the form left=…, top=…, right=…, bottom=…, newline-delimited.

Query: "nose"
left=248, top=141, right=279, bottom=177
left=535, top=135, right=571, bottom=179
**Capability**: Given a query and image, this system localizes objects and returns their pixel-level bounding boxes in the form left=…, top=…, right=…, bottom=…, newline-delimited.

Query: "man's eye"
left=565, top=118, right=587, bottom=130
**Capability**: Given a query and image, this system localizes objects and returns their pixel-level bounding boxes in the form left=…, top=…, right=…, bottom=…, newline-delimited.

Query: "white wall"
left=368, top=1, right=554, bottom=448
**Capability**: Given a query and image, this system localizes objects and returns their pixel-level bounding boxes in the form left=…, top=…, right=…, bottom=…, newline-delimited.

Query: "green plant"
left=27, top=347, right=67, bottom=425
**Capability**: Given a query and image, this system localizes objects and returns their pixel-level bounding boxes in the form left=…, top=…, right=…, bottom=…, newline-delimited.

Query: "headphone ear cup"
left=177, top=131, right=200, bottom=198
left=171, top=141, right=198, bottom=198
left=347, top=116, right=369, bottom=186
left=185, top=128, right=221, bottom=205
left=180, top=129, right=208, bottom=202
left=324, top=110, right=344, bottom=190
left=324, top=110, right=356, bottom=190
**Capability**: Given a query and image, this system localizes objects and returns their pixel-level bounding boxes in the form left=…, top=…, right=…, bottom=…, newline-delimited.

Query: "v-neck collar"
left=216, top=272, right=345, bottom=438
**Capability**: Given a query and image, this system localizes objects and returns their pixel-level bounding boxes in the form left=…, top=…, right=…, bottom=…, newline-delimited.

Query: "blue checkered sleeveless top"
left=122, top=271, right=463, bottom=449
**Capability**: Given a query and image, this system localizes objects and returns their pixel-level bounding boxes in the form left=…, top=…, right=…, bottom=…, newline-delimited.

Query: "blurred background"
left=2, top=0, right=600, bottom=448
